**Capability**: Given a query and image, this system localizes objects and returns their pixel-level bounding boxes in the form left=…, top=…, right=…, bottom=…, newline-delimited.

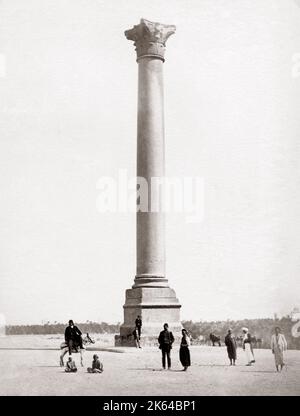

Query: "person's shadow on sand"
left=128, top=368, right=188, bottom=372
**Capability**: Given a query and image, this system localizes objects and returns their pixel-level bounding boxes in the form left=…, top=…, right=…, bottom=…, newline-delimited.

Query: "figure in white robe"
left=242, top=327, right=255, bottom=366
left=271, top=327, right=287, bottom=372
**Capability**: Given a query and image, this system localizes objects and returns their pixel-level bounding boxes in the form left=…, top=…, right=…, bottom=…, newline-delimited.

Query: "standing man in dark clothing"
left=158, top=323, right=174, bottom=370
left=65, top=320, right=83, bottom=356
left=135, top=315, right=142, bottom=339
left=225, top=328, right=237, bottom=365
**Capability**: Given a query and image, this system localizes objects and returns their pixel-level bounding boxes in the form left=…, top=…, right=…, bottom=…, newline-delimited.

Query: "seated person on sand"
left=87, top=354, right=103, bottom=373
left=65, top=357, right=77, bottom=373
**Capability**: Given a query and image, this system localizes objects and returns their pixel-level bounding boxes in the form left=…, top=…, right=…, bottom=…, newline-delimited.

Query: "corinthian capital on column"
left=125, top=18, right=176, bottom=62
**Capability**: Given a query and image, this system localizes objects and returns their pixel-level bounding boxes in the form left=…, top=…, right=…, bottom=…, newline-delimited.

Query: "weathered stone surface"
left=116, top=19, right=181, bottom=345
left=114, top=334, right=182, bottom=347
left=119, top=287, right=182, bottom=338
left=125, top=18, right=176, bottom=62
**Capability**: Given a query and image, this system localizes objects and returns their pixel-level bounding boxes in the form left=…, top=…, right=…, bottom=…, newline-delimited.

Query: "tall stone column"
left=116, top=19, right=181, bottom=346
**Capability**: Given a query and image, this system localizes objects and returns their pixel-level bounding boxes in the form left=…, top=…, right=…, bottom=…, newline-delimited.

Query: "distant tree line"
left=182, top=317, right=300, bottom=349
left=6, top=317, right=300, bottom=349
left=6, top=321, right=120, bottom=335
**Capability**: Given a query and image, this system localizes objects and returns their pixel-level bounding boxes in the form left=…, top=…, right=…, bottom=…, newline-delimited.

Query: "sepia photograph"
left=0, top=0, right=300, bottom=401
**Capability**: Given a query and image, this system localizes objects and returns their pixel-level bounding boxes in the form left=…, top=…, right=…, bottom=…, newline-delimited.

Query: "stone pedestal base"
left=114, top=334, right=182, bottom=347
left=115, top=286, right=182, bottom=346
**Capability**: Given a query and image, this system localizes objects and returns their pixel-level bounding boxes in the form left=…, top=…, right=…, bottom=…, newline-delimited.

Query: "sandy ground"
left=0, top=335, right=299, bottom=396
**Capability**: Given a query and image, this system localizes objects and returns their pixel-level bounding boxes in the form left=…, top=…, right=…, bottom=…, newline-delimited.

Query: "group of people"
left=136, top=318, right=288, bottom=372
left=224, top=327, right=255, bottom=367
left=63, top=318, right=288, bottom=374
left=158, top=323, right=191, bottom=371
left=224, top=326, right=287, bottom=371
left=64, top=319, right=103, bottom=374
left=132, top=317, right=191, bottom=371
left=65, top=354, right=103, bottom=374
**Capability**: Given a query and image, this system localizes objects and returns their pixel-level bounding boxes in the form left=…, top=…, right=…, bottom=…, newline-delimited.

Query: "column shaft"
left=135, top=58, right=167, bottom=287
left=116, top=19, right=181, bottom=346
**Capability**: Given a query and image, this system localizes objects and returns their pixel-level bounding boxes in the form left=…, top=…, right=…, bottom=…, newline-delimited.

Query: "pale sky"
left=0, top=0, right=300, bottom=325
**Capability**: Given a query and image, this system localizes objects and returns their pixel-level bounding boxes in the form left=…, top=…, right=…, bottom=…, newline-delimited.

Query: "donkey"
left=209, top=333, right=221, bottom=346
left=59, top=333, right=95, bottom=367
